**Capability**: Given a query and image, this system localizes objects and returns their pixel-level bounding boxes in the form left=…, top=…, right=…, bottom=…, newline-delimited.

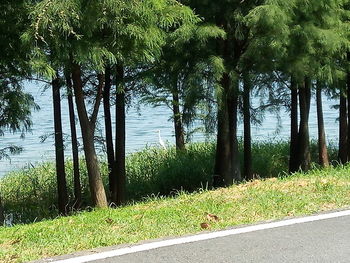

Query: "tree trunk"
left=213, top=32, right=241, bottom=187
left=71, top=61, right=107, bottom=208
left=228, top=80, right=241, bottom=184
left=103, top=66, right=116, bottom=201
left=214, top=82, right=231, bottom=188
left=52, top=74, right=69, bottom=214
left=347, top=58, right=350, bottom=161
left=66, top=74, right=82, bottom=209
left=289, top=77, right=299, bottom=173
left=339, top=92, right=348, bottom=163
left=214, top=72, right=241, bottom=187
left=115, top=65, right=126, bottom=206
left=316, top=83, right=329, bottom=167
left=0, top=194, right=4, bottom=225
left=172, top=87, right=185, bottom=151
left=297, top=77, right=312, bottom=171
left=243, top=73, right=252, bottom=180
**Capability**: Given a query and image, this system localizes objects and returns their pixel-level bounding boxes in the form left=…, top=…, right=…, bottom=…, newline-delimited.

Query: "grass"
left=0, top=141, right=338, bottom=224
left=1, top=164, right=350, bottom=262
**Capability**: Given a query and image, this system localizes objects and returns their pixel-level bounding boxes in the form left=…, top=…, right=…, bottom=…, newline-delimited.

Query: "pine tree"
left=183, top=0, right=295, bottom=185
left=316, top=81, right=330, bottom=167
left=249, top=0, right=348, bottom=172
left=139, top=23, right=225, bottom=151
left=98, top=0, right=200, bottom=204
left=52, top=72, right=69, bottom=214
left=65, top=73, right=82, bottom=209
left=24, top=0, right=109, bottom=207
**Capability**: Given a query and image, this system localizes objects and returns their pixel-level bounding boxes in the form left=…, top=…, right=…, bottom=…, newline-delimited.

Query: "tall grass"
left=0, top=141, right=338, bottom=223
left=126, top=143, right=215, bottom=200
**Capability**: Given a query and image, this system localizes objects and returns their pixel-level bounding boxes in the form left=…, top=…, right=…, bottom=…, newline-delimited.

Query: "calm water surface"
left=0, top=82, right=339, bottom=176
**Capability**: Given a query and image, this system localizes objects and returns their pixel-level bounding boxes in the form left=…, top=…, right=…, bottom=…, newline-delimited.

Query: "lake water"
left=0, top=82, right=339, bottom=177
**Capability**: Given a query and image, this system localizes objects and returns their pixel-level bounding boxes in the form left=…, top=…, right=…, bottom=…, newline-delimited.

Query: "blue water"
left=0, top=82, right=339, bottom=177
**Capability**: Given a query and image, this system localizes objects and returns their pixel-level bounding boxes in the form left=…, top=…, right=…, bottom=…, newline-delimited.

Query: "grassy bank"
left=1, top=165, right=350, bottom=262
left=0, top=141, right=338, bottom=224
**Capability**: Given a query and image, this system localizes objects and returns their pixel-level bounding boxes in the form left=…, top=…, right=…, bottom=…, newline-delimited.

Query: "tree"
left=290, top=0, right=346, bottom=171
left=0, top=0, right=38, bottom=221
left=0, top=196, right=4, bottom=224
left=339, top=88, right=348, bottom=163
left=52, top=73, right=69, bottom=214
left=297, top=78, right=312, bottom=171
left=243, top=72, right=253, bottom=180
left=102, top=66, right=116, bottom=200
left=71, top=65, right=107, bottom=207
left=115, top=65, right=125, bottom=205
left=24, top=0, right=108, bottom=207
left=181, top=1, right=251, bottom=186
left=183, top=0, right=298, bottom=185
left=139, top=24, right=224, bottom=151
left=289, top=77, right=299, bottom=172
left=98, top=0, right=200, bottom=204
left=249, top=0, right=347, bottom=172
left=237, top=1, right=293, bottom=180
left=66, top=74, right=82, bottom=208
left=315, top=82, right=330, bottom=167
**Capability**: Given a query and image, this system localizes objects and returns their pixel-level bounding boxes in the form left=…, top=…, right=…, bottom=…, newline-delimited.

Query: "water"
left=0, top=82, right=339, bottom=177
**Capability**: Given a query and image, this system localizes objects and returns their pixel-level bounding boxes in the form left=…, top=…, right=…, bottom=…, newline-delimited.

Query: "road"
left=41, top=210, right=350, bottom=263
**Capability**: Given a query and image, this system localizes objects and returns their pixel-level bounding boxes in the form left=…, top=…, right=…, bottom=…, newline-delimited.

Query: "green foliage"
left=0, top=0, right=38, bottom=160
left=25, top=0, right=200, bottom=76
left=0, top=82, right=38, bottom=136
left=0, top=146, right=23, bottom=161
left=247, top=0, right=349, bottom=82
left=138, top=20, right=225, bottom=138
left=0, top=0, right=30, bottom=75
left=0, top=141, right=338, bottom=223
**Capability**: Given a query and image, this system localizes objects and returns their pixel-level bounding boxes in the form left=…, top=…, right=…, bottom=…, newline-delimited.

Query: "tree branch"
left=26, top=77, right=51, bottom=85
left=90, top=73, right=104, bottom=128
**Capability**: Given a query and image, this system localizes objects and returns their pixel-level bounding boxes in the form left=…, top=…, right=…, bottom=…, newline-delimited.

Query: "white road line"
left=49, top=209, right=350, bottom=263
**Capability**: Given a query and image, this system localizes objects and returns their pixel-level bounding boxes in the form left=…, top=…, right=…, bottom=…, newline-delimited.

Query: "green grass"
left=1, top=165, right=350, bottom=262
left=0, top=141, right=338, bottom=224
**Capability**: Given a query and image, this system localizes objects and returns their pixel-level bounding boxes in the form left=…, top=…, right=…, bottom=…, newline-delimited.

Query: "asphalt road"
left=94, top=215, right=350, bottom=263
left=42, top=210, right=350, bottom=263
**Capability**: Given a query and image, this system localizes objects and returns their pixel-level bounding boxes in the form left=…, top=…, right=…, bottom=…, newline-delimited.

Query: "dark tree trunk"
left=214, top=73, right=241, bottom=187
left=297, top=77, right=312, bottom=171
left=213, top=30, right=241, bottom=187
left=347, top=58, right=350, bottom=161
left=52, top=75, right=69, bottom=215
left=0, top=195, right=4, bottom=225
left=71, top=61, right=107, bottom=208
left=243, top=73, right=252, bottom=180
left=103, top=66, right=116, bottom=201
left=172, top=87, right=185, bottom=151
left=66, top=74, right=82, bottom=209
left=316, top=83, right=329, bottom=167
left=228, top=80, right=241, bottom=184
left=289, top=77, right=299, bottom=173
left=115, top=65, right=126, bottom=206
left=213, top=16, right=242, bottom=187
left=339, top=92, right=348, bottom=163
left=214, top=82, right=231, bottom=188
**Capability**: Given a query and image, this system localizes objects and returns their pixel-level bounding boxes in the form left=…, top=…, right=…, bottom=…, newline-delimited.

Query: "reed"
left=0, top=141, right=338, bottom=223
